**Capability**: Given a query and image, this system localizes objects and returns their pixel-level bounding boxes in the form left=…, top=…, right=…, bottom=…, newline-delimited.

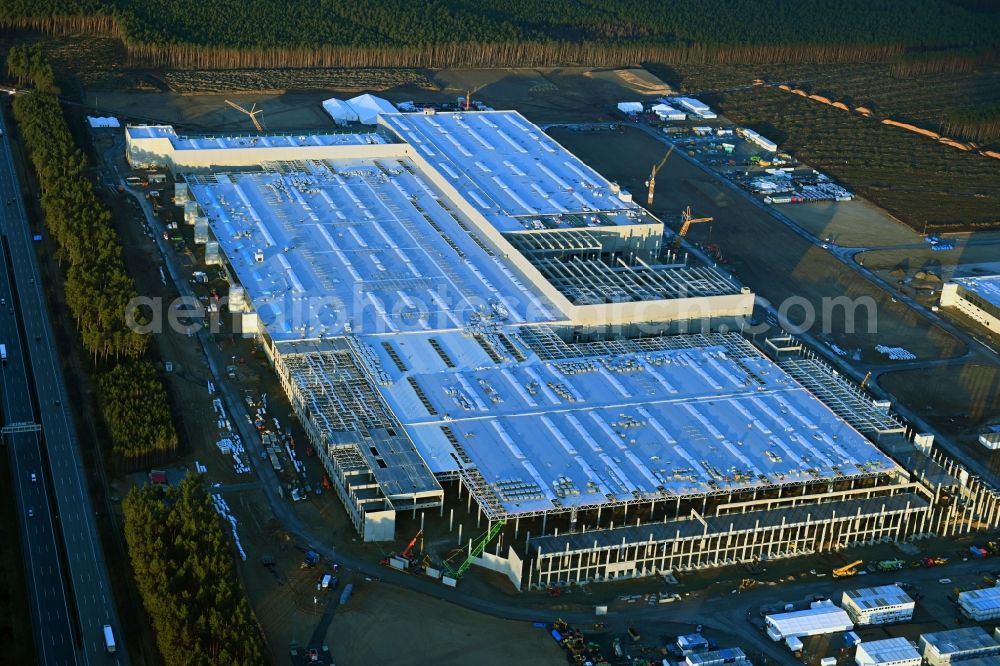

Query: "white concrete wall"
left=363, top=509, right=397, bottom=542
left=474, top=546, right=523, bottom=590
left=128, top=135, right=406, bottom=171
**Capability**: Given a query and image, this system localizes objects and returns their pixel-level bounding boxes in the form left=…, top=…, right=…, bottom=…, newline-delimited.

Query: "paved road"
left=0, top=112, right=127, bottom=664
left=0, top=206, right=77, bottom=663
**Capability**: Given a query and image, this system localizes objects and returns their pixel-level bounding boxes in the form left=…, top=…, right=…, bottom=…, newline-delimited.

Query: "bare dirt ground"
left=880, top=363, right=1000, bottom=468
left=324, top=584, right=563, bottom=666
left=81, top=66, right=671, bottom=131
left=779, top=199, right=919, bottom=248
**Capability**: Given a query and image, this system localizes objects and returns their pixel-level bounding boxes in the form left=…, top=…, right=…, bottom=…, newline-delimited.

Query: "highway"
left=0, top=199, right=76, bottom=663
left=0, top=111, right=127, bottom=664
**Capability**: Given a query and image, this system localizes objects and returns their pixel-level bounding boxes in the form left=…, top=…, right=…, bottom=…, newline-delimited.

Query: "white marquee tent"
left=322, top=98, right=359, bottom=125
left=347, top=94, right=397, bottom=125
left=617, top=102, right=643, bottom=115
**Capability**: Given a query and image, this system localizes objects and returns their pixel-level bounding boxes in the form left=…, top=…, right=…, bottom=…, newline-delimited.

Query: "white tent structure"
left=617, top=102, right=643, bottom=115
left=651, top=103, right=685, bottom=121
left=322, top=98, right=359, bottom=125
left=347, top=94, right=397, bottom=125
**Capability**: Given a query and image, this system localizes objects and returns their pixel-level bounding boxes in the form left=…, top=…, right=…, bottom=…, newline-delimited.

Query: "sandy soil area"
left=779, top=198, right=918, bottom=247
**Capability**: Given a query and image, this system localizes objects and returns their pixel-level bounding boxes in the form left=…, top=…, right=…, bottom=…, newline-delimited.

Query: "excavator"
left=645, top=145, right=675, bottom=206
left=671, top=206, right=714, bottom=252
left=860, top=371, right=872, bottom=390
left=380, top=529, right=423, bottom=567
left=832, top=560, right=864, bottom=578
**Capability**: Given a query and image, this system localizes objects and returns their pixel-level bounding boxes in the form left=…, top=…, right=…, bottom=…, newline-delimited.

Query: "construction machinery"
left=739, top=578, right=758, bottom=591
left=381, top=528, right=423, bottom=568
left=444, top=519, right=505, bottom=580
left=400, top=529, right=422, bottom=561
left=224, top=99, right=265, bottom=131
left=300, top=549, right=320, bottom=569
left=860, top=371, right=872, bottom=389
left=923, top=556, right=948, bottom=567
left=671, top=206, right=714, bottom=252
left=876, top=559, right=905, bottom=572
left=645, top=145, right=675, bottom=206
left=832, top=560, right=864, bottom=578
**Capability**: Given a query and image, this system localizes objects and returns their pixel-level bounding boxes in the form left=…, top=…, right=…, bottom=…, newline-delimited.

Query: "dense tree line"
left=5, top=43, right=54, bottom=90
left=1, top=0, right=997, bottom=69
left=944, top=105, right=1000, bottom=143
left=99, top=361, right=178, bottom=472
left=8, top=49, right=181, bottom=472
left=123, top=475, right=264, bottom=665
left=9, top=53, right=147, bottom=361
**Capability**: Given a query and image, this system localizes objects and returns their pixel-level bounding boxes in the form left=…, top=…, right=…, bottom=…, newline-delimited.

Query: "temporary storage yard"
left=126, top=109, right=1000, bottom=590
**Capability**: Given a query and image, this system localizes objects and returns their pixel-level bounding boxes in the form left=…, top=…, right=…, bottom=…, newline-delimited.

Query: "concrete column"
left=449, top=508, right=454, bottom=532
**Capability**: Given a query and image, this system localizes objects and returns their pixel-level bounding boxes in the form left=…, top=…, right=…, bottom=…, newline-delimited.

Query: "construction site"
left=123, top=104, right=1000, bottom=593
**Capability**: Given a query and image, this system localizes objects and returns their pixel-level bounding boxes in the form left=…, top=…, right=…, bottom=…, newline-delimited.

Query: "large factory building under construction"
left=126, top=109, right=1000, bottom=590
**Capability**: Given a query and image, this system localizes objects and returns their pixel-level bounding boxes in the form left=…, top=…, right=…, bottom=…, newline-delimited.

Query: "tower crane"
left=671, top=205, right=714, bottom=251
left=645, top=145, right=675, bottom=206
left=224, top=99, right=265, bottom=132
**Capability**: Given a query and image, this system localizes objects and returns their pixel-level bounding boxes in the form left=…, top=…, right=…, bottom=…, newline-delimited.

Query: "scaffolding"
left=531, top=256, right=736, bottom=305
left=780, top=357, right=905, bottom=436
left=516, top=326, right=759, bottom=362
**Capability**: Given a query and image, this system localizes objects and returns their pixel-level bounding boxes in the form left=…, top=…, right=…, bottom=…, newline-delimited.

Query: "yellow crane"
left=224, top=99, right=265, bottom=132
left=645, top=145, right=675, bottom=206
left=860, top=371, right=872, bottom=389
left=832, top=560, right=864, bottom=578
left=671, top=205, right=714, bottom=251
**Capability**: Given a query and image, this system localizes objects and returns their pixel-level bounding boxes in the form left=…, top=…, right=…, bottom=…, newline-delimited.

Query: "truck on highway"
left=0, top=343, right=6, bottom=364
left=103, top=625, right=116, bottom=654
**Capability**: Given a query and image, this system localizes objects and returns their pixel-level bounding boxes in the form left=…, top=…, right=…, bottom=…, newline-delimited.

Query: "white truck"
left=0, top=343, right=7, bottom=364
left=103, top=625, right=116, bottom=654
